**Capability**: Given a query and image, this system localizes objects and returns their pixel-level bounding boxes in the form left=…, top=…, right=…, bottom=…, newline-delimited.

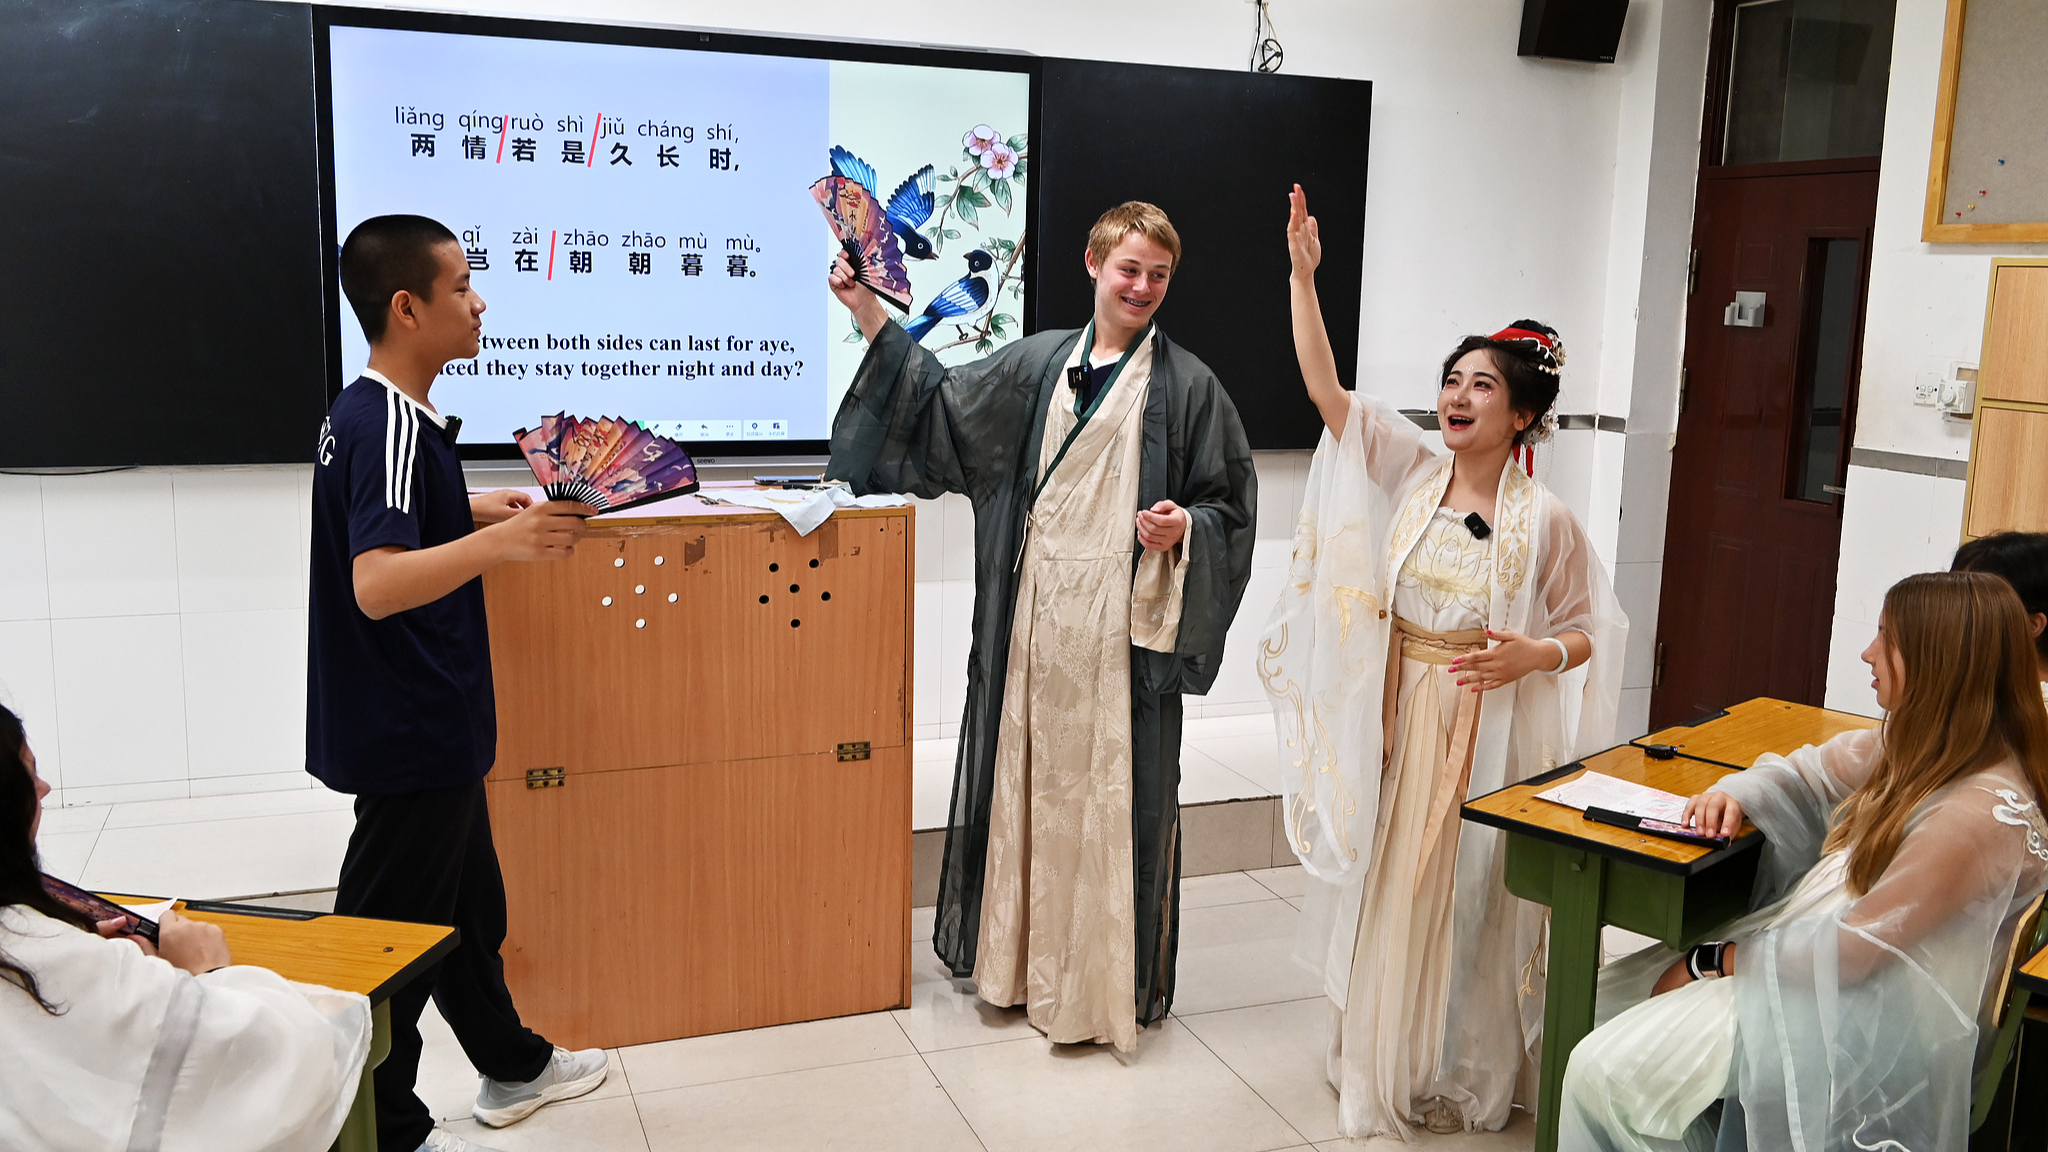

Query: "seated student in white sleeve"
left=0, top=702, right=372, bottom=1152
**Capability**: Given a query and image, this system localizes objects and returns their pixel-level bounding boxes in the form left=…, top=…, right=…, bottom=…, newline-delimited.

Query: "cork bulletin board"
left=1923, top=0, right=2048, bottom=241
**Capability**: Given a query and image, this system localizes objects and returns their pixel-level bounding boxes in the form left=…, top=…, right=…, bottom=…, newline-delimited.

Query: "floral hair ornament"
left=1524, top=410, right=1558, bottom=445
left=1489, top=325, right=1565, bottom=377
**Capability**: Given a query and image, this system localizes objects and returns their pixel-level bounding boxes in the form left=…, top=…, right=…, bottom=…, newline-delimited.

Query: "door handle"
left=1723, top=291, right=1765, bottom=327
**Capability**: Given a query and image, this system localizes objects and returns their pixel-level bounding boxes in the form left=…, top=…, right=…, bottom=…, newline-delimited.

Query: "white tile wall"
left=0, top=476, right=51, bottom=621
left=1822, top=464, right=1968, bottom=718
left=181, top=608, right=308, bottom=786
left=51, top=613, right=189, bottom=800
left=0, top=620, right=62, bottom=788
left=42, top=469, right=182, bottom=619
left=0, top=466, right=319, bottom=808
left=172, top=469, right=309, bottom=614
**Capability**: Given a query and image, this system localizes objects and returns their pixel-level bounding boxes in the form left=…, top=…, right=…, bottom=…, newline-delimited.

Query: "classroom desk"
left=1463, top=699, right=1880, bottom=1152
left=1463, top=745, right=1762, bottom=1152
left=1632, top=695, right=1878, bottom=769
left=2018, top=939, right=2048, bottom=1000
left=116, top=897, right=457, bottom=1152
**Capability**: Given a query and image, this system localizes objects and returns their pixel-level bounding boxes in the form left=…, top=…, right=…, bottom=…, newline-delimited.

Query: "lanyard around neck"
left=1032, top=322, right=1151, bottom=506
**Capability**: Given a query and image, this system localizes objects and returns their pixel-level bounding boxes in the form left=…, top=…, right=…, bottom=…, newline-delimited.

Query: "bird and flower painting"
left=818, top=62, right=1030, bottom=408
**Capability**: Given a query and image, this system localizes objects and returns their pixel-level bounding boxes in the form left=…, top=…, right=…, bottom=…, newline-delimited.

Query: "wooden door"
left=1651, top=165, right=1878, bottom=728
left=1649, top=0, right=1893, bottom=729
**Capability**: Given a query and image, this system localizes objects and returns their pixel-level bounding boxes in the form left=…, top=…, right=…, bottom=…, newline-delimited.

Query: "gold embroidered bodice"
left=1394, top=507, right=1492, bottom=629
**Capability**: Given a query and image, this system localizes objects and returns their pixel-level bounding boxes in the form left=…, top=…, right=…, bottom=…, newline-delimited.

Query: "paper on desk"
left=1534, top=771, right=1689, bottom=823
left=117, top=898, right=175, bottom=921
left=697, top=485, right=908, bottom=535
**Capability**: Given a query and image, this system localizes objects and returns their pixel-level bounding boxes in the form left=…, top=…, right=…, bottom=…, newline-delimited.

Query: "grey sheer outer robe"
left=828, top=321, right=1256, bottom=1023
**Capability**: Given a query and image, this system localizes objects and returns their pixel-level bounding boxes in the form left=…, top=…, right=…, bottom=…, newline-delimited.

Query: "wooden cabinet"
left=1966, top=260, right=2048, bottom=539
left=481, top=503, right=913, bottom=1050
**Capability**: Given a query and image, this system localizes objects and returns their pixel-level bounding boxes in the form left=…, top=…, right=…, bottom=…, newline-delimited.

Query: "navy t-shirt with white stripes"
left=306, top=374, right=495, bottom=795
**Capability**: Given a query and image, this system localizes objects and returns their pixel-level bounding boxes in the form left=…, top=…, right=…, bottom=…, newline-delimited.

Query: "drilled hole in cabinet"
left=635, top=585, right=645, bottom=594
left=791, top=619, right=801, bottom=628
left=635, top=619, right=645, bottom=629
left=614, top=558, right=625, bottom=568
left=654, top=556, right=664, bottom=565
left=769, top=562, right=779, bottom=572
left=759, top=595, right=769, bottom=604
left=668, top=593, right=678, bottom=603
left=790, top=584, right=800, bottom=593
left=601, top=596, right=613, bottom=607
left=809, top=559, right=819, bottom=568
left=821, top=592, right=831, bottom=601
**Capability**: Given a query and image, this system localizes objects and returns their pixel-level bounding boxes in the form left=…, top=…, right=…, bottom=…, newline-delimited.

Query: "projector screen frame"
left=312, top=5, right=1042, bottom=461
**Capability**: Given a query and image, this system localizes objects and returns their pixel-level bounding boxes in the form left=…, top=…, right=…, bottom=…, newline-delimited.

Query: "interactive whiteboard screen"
left=324, top=22, right=1032, bottom=451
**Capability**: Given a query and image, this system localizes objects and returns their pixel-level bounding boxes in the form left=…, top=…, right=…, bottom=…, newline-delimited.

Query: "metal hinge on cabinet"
left=525, top=766, right=565, bottom=789
left=1687, top=249, right=1700, bottom=296
left=1679, top=368, right=1688, bottom=415
left=1653, top=643, right=1665, bottom=688
left=836, top=741, right=872, bottom=762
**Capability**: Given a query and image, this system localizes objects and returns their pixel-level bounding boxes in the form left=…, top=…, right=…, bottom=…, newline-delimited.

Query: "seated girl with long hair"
left=1562, top=571, right=2048, bottom=1150
left=0, top=703, right=373, bottom=1151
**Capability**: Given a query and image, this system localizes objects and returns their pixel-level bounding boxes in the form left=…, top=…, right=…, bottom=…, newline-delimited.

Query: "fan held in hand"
left=514, top=413, right=700, bottom=514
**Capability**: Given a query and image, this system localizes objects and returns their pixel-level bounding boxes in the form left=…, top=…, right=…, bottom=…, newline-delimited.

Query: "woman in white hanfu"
left=0, top=702, right=372, bottom=1152
left=1260, top=186, right=1627, bottom=1139
left=1563, top=571, right=2048, bottom=1151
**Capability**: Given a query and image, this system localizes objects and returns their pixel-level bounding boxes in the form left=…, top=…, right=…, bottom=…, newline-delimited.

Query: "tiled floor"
left=35, top=710, right=1623, bottom=1150
left=411, top=869, right=1538, bottom=1152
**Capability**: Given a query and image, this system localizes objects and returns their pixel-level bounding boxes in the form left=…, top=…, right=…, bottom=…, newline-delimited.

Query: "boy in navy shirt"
left=310, top=215, right=603, bottom=1152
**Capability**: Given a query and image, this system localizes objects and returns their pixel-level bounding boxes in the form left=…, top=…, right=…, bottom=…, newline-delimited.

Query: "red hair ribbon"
left=1490, top=326, right=1553, bottom=350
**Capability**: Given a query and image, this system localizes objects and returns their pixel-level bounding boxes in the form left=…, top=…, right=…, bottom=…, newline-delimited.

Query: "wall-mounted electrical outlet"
left=1913, top=376, right=1940, bottom=406
left=1940, top=363, right=1978, bottom=420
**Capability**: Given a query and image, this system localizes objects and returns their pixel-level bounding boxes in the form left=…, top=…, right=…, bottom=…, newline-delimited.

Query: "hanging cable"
left=1250, top=0, right=1284, bottom=73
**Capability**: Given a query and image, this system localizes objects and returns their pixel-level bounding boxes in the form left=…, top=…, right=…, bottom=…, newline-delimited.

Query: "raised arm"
left=1288, top=185, right=1350, bottom=438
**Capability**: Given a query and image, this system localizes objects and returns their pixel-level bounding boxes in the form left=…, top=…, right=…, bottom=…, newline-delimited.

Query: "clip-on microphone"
left=1464, top=511, right=1492, bottom=540
left=1066, top=365, right=1090, bottom=392
left=441, top=415, right=463, bottom=447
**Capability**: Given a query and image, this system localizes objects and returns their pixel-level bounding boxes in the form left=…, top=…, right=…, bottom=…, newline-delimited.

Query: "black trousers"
left=336, top=780, right=553, bottom=1152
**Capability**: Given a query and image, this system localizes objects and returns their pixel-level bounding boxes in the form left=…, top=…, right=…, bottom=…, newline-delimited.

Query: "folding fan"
left=811, top=173, right=915, bottom=312
left=513, top=414, right=700, bottom=513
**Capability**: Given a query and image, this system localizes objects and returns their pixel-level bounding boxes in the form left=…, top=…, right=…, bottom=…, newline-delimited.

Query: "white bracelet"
left=1543, top=636, right=1570, bottom=674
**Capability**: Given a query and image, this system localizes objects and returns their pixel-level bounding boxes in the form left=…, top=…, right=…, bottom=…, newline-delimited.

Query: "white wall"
left=0, top=0, right=1719, bottom=802
left=0, top=468, right=315, bottom=806
left=1822, top=0, right=2048, bottom=716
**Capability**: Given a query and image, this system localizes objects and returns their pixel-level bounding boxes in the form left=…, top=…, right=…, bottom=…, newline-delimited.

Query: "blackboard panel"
left=1034, top=60, right=1369, bottom=450
left=0, top=0, right=326, bottom=467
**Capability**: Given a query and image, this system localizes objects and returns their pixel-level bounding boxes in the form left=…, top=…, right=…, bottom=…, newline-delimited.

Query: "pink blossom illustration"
left=962, top=125, right=1001, bottom=157
left=981, top=142, right=1019, bottom=180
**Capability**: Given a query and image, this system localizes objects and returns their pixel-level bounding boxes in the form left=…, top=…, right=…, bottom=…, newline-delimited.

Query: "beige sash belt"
left=1390, top=616, right=1486, bottom=882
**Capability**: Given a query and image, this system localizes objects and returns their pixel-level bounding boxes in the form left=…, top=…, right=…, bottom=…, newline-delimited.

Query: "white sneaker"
left=472, top=1045, right=609, bottom=1128
left=418, top=1130, right=505, bottom=1152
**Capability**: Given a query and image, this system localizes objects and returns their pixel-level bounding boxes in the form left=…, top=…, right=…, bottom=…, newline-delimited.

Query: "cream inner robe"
left=974, top=330, right=1187, bottom=1051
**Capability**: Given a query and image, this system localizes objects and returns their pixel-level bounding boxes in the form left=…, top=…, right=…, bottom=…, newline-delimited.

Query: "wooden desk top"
left=1633, top=697, right=1879, bottom=769
left=1462, top=744, right=1761, bottom=876
left=107, top=897, right=455, bottom=1005
left=2019, top=941, right=2048, bottom=998
left=487, top=483, right=913, bottom=532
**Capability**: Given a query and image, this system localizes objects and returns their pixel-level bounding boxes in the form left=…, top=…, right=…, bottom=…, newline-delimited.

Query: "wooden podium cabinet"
left=480, top=500, right=913, bottom=1050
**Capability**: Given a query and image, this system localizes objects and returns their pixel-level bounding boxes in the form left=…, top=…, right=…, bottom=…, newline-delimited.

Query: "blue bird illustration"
left=904, top=250, right=995, bottom=343
left=829, top=145, right=937, bottom=261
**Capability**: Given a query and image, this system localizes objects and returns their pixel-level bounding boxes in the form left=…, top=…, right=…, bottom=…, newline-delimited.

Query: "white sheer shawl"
left=1259, top=389, right=1628, bottom=1084
left=1704, top=730, right=2048, bottom=1150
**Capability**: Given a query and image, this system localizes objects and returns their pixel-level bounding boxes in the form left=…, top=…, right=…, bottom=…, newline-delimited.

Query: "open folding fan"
left=514, top=414, right=700, bottom=513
